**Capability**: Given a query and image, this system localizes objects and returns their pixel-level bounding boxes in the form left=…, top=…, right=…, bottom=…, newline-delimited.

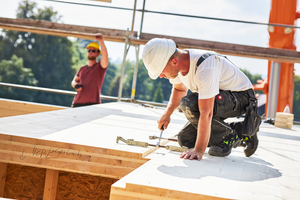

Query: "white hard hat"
left=142, top=38, right=176, bottom=79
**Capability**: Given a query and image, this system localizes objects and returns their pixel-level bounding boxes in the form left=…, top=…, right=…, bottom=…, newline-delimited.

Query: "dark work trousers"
left=178, top=89, right=256, bottom=148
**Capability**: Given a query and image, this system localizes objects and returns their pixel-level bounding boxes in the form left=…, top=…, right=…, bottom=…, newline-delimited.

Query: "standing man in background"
left=71, top=33, right=109, bottom=107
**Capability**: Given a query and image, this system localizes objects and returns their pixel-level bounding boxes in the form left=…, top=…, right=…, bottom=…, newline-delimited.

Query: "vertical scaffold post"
left=267, top=62, right=281, bottom=118
left=131, top=45, right=140, bottom=101
left=118, top=29, right=130, bottom=102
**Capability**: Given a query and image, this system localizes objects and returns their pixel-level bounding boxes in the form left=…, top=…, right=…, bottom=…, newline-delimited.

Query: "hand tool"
left=149, top=135, right=178, bottom=142
left=116, top=136, right=188, bottom=152
left=156, top=125, right=164, bottom=147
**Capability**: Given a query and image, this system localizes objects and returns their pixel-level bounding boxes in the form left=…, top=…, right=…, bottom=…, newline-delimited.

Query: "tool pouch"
left=241, top=92, right=262, bottom=137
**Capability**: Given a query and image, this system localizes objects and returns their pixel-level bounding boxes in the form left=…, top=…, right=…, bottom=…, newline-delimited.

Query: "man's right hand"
left=72, top=76, right=82, bottom=91
left=157, top=113, right=171, bottom=130
left=95, top=33, right=104, bottom=42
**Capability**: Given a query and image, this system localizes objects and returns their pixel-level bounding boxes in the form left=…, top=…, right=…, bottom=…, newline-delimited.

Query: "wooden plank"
left=0, top=23, right=126, bottom=43
left=0, top=102, right=187, bottom=179
left=111, top=123, right=300, bottom=199
left=0, top=17, right=136, bottom=43
left=0, top=163, right=7, bottom=197
left=0, top=17, right=136, bottom=38
left=0, top=98, right=65, bottom=118
left=1, top=18, right=300, bottom=63
left=110, top=183, right=226, bottom=200
left=43, top=169, right=59, bottom=200
left=137, top=33, right=300, bottom=63
left=94, top=0, right=112, bottom=2
left=0, top=136, right=146, bottom=179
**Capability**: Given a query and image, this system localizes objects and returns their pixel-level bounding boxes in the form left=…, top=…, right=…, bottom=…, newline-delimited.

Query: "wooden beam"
left=0, top=133, right=148, bottom=179
left=43, top=169, right=59, bottom=200
left=93, top=0, right=112, bottom=2
left=0, top=162, right=7, bottom=197
left=1, top=17, right=300, bottom=63
left=0, top=98, right=65, bottom=118
left=137, top=33, right=300, bottom=63
left=0, top=23, right=126, bottom=43
left=0, top=17, right=136, bottom=38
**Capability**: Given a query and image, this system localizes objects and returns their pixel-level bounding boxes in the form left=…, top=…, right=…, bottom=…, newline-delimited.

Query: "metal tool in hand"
left=156, top=125, right=164, bottom=147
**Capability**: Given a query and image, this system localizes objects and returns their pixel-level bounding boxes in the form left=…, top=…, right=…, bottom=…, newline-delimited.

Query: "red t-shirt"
left=72, top=62, right=107, bottom=105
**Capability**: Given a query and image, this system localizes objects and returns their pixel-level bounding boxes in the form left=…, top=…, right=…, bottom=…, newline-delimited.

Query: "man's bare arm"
left=95, top=33, right=109, bottom=69
left=157, top=83, right=188, bottom=130
left=180, top=96, right=215, bottom=160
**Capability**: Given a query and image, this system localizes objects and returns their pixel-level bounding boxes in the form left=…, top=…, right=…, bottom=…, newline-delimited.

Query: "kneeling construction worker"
left=142, top=38, right=261, bottom=161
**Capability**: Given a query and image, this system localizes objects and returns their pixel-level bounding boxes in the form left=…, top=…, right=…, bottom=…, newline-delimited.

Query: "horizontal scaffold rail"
left=0, top=17, right=136, bottom=43
left=1, top=17, right=300, bottom=63
left=0, top=82, right=168, bottom=107
left=137, top=33, right=300, bottom=63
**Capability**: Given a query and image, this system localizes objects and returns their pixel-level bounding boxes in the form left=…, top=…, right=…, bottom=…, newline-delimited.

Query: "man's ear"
left=171, top=57, right=178, bottom=66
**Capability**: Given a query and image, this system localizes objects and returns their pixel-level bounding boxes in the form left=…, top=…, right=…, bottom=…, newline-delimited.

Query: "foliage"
left=240, top=68, right=263, bottom=94
left=72, top=40, right=88, bottom=72
left=113, top=59, right=172, bottom=102
left=153, top=82, right=164, bottom=103
left=0, top=55, right=38, bottom=101
left=102, top=61, right=118, bottom=96
left=293, top=75, right=300, bottom=121
left=240, top=68, right=262, bottom=84
left=0, top=0, right=75, bottom=106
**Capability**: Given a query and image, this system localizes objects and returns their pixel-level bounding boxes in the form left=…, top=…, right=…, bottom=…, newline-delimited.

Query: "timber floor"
left=0, top=102, right=299, bottom=199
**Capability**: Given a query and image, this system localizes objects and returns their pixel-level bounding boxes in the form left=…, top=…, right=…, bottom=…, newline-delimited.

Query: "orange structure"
left=254, top=0, right=300, bottom=117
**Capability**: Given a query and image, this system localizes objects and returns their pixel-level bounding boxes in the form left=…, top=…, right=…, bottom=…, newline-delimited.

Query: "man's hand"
left=180, top=149, right=203, bottom=161
left=73, top=76, right=82, bottom=91
left=157, top=113, right=171, bottom=130
left=95, top=33, right=104, bottom=42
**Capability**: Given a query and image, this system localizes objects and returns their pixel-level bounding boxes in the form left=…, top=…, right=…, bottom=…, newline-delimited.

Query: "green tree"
left=240, top=69, right=263, bottom=94
left=0, top=55, right=38, bottom=101
left=120, top=59, right=172, bottom=102
left=108, top=76, right=121, bottom=97
left=240, top=69, right=262, bottom=84
left=135, top=60, right=154, bottom=101
left=0, top=0, right=75, bottom=106
left=102, top=61, right=118, bottom=96
left=72, top=40, right=88, bottom=72
left=293, top=75, right=300, bottom=121
left=152, top=82, right=164, bottom=103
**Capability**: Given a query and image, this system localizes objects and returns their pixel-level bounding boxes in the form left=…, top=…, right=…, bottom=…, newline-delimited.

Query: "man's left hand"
left=180, top=149, right=203, bottom=161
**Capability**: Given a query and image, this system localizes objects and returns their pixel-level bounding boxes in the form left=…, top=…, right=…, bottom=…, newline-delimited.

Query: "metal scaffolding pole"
left=118, top=29, right=130, bottom=102
left=131, top=45, right=140, bottom=101
left=130, top=0, right=145, bottom=101
left=267, top=62, right=281, bottom=118
left=130, top=0, right=137, bottom=35
left=118, top=0, right=138, bottom=102
left=139, top=0, right=146, bottom=36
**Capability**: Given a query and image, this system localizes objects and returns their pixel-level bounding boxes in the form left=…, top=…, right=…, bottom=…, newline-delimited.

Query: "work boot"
left=208, top=131, right=240, bottom=157
left=243, top=132, right=259, bottom=157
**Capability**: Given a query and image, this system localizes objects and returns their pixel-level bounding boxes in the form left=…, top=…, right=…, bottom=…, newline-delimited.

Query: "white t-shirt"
left=169, top=49, right=253, bottom=99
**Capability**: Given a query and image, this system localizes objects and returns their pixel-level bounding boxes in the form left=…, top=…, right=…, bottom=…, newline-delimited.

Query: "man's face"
left=159, top=59, right=179, bottom=79
left=87, top=47, right=99, bottom=60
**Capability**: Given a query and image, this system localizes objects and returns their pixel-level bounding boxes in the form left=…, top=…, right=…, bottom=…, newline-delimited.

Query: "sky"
left=0, top=0, right=300, bottom=77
